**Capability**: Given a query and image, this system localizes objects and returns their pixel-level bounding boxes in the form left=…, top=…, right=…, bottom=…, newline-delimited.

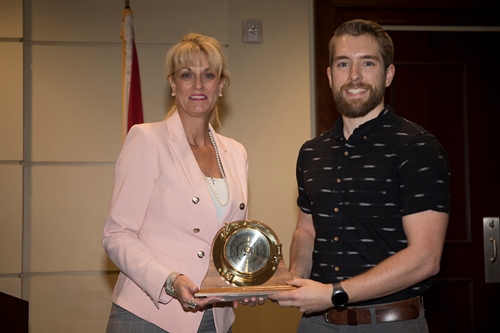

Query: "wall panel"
left=28, top=44, right=122, bottom=162
left=27, top=0, right=229, bottom=44
left=28, top=274, right=117, bottom=333
left=0, top=42, right=23, bottom=161
left=0, top=278, right=22, bottom=299
left=0, top=0, right=23, bottom=38
left=0, top=165, right=23, bottom=274
left=29, top=165, right=114, bottom=272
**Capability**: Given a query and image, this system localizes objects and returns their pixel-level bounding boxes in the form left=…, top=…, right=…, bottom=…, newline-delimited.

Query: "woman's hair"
left=165, top=33, right=230, bottom=126
left=328, top=19, right=394, bottom=70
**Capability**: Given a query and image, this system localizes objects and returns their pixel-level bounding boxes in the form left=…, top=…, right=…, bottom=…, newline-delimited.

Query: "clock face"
left=212, top=220, right=282, bottom=286
left=225, top=228, right=271, bottom=273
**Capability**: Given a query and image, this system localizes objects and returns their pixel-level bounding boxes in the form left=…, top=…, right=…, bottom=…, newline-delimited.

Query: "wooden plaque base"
left=195, top=253, right=295, bottom=300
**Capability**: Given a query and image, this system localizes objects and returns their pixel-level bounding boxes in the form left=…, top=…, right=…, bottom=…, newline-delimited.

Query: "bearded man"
left=269, top=19, right=450, bottom=333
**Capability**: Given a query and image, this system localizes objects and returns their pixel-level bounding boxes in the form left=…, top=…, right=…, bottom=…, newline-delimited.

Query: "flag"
left=121, top=6, right=143, bottom=141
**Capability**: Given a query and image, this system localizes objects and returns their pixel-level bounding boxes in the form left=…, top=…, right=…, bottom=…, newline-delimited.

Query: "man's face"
left=327, top=34, right=394, bottom=119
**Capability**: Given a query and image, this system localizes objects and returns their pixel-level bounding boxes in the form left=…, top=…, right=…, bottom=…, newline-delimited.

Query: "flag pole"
left=121, top=0, right=144, bottom=142
left=121, top=5, right=129, bottom=142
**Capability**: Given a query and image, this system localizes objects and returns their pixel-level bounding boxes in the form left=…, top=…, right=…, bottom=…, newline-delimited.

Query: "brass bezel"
left=212, top=220, right=282, bottom=286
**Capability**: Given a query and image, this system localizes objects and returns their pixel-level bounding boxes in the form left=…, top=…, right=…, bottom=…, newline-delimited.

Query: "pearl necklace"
left=203, top=130, right=230, bottom=207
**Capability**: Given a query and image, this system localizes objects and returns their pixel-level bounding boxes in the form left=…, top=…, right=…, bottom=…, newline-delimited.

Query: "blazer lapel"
left=164, top=111, right=219, bottom=237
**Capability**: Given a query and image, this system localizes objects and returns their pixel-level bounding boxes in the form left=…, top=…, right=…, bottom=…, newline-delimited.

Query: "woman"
left=103, top=33, right=248, bottom=333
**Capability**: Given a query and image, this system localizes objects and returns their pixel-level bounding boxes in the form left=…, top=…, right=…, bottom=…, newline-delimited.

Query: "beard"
left=333, top=81, right=386, bottom=119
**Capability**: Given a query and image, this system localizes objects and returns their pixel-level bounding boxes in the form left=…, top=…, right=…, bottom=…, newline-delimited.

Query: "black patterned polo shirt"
left=295, top=104, right=450, bottom=305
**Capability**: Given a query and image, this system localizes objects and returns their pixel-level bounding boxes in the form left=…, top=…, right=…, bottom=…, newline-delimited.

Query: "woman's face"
left=169, top=55, right=224, bottom=120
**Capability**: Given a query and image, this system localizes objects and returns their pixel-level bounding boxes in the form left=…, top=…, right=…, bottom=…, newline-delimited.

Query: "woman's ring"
left=187, top=298, right=197, bottom=309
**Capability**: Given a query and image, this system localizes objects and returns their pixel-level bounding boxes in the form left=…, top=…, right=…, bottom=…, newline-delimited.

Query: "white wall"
left=0, top=0, right=313, bottom=332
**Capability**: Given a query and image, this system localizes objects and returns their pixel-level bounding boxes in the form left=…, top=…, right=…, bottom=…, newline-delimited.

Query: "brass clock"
left=212, top=220, right=282, bottom=286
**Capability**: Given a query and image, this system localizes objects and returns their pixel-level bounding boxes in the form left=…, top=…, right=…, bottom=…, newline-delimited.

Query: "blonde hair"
left=165, top=33, right=230, bottom=126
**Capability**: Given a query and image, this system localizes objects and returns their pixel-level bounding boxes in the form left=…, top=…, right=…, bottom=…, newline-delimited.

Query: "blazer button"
left=193, top=228, right=200, bottom=233
left=197, top=251, right=205, bottom=258
left=239, top=203, right=245, bottom=210
left=192, top=197, right=200, bottom=204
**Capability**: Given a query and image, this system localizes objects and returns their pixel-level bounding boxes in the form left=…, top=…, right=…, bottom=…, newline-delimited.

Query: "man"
left=269, top=19, right=450, bottom=332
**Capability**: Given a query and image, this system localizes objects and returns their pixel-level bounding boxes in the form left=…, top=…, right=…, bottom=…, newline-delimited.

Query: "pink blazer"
left=102, top=111, right=248, bottom=333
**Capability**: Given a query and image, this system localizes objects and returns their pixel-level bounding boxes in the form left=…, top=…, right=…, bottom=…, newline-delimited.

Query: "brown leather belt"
left=324, top=296, right=422, bottom=325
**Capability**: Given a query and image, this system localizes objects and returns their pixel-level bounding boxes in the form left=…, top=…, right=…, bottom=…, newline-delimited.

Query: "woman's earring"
left=219, top=93, right=222, bottom=97
left=172, top=92, right=175, bottom=97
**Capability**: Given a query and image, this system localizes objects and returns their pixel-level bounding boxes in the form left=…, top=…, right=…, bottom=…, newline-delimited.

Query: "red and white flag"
left=121, top=6, right=143, bottom=141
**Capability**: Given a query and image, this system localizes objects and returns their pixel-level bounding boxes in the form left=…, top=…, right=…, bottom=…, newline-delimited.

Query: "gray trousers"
left=296, top=310, right=429, bottom=333
left=106, top=303, right=232, bottom=333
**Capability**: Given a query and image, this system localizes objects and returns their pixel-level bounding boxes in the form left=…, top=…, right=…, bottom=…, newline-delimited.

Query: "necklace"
left=202, top=130, right=230, bottom=207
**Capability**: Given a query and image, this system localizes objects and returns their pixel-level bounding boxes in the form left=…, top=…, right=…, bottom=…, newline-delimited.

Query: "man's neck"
left=342, top=104, right=385, bottom=139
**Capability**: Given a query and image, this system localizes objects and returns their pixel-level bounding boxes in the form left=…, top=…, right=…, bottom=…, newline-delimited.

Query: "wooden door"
left=314, top=1, right=500, bottom=332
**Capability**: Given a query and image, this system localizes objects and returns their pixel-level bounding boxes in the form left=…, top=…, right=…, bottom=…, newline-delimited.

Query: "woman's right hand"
left=173, top=275, right=223, bottom=311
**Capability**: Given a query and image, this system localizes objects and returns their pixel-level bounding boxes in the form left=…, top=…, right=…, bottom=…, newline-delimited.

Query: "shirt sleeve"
left=398, top=132, right=451, bottom=216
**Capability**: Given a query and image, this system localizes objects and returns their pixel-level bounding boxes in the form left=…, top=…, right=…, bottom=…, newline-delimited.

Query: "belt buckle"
left=324, top=308, right=352, bottom=325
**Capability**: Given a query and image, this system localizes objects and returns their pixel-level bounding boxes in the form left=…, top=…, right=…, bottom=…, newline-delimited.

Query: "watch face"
left=225, top=228, right=271, bottom=273
left=212, top=220, right=282, bottom=286
left=333, top=291, right=349, bottom=306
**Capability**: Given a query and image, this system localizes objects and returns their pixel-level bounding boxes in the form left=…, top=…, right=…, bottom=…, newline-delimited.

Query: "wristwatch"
left=331, top=282, right=349, bottom=309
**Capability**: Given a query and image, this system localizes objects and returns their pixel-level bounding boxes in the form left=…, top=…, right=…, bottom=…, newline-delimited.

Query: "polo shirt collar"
left=330, top=104, right=394, bottom=140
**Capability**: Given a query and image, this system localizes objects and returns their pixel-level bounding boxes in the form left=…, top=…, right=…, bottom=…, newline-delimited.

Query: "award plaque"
left=195, top=220, right=295, bottom=300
